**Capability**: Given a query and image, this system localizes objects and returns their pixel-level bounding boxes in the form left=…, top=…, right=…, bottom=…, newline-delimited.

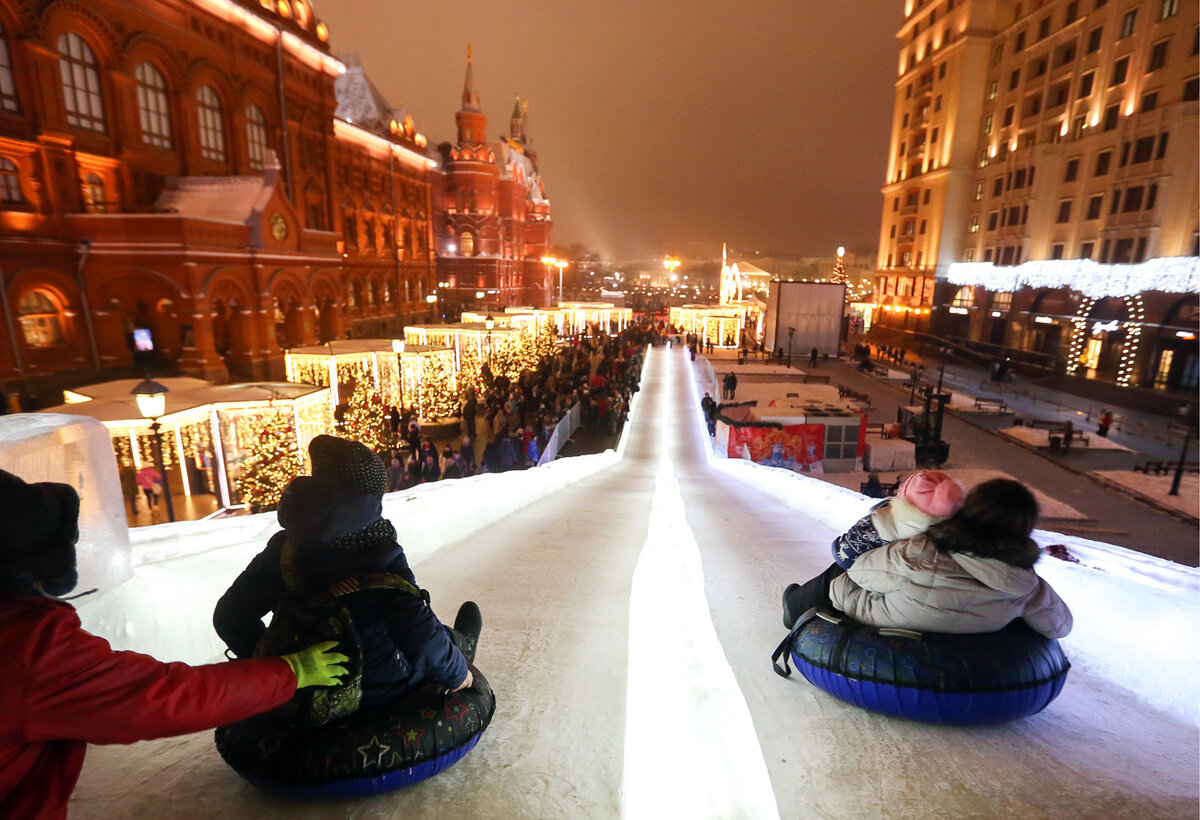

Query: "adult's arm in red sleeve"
left=19, top=606, right=296, bottom=745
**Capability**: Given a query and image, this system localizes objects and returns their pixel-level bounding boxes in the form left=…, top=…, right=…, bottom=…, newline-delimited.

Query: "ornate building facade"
left=872, top=0, right=1198, bottom=392
left=432, top=54, right=552, bottom=315
left=0, top=0, right=440, bottom=390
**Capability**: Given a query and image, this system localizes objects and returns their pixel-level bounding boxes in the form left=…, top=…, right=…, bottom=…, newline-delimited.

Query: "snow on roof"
left=41, top=378, right=325, bottom=425
left=334, top=55, right=399, bottom=136
left=154, top=174, right=273, bottom=225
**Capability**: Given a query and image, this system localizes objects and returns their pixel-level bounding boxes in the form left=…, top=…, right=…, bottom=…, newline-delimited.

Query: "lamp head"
left=131, top=377, right=169, bottom=419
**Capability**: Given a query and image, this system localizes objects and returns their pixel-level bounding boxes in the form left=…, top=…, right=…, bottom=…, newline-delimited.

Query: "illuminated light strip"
left=189, top=0, right=345, bottom=76
left=623, top=350, right=781, bottom=820
left=332, top=119, right=437, bottom=171
left=947, top=258, right=1200, bottom=299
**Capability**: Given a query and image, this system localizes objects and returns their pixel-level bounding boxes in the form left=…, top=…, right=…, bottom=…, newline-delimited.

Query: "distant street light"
left=541, top=256, right=558, bottom=306
left=131, top=377, right=175, bottom=523
left=555, top=259, right=568, bottom=303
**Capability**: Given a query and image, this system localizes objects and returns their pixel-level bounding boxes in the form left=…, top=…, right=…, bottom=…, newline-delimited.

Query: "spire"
left=510, top=93, right=525, bottom=143
left=461, top=44, right=480, bottom=112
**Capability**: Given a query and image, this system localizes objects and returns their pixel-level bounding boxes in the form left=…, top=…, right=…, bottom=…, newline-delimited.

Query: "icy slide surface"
left=71, top=348, right=1198, bottom=818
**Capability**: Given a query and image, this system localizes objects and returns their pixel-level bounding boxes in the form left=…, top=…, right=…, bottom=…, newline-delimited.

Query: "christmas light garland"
left=947, top=258, right=1200, bottom=299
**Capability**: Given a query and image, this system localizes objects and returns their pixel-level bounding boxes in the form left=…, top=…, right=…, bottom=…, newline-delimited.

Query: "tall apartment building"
left=874, top=0, right=1198, bottom=392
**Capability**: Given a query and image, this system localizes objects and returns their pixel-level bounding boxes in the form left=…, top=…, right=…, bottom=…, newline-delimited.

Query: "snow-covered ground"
left=1095, top=469, right=1199, bottom=520
left=66, top=347, right=1199, bottom=818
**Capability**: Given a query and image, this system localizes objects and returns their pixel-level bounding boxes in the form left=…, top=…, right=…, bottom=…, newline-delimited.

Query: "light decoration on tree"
left=947, top=258, right=1200, bottom=299
left=831, top=246, right=848, bottom=285
left=414, top=350, right=459, bottom=421
left=234, top=409, right=304, bottom=513
left=340, top=378, right=389, bottom=451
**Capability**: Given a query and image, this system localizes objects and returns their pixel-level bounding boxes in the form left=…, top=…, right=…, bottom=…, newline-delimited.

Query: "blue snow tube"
left=215, top=667, right=495, bottom=798
left=775, top=610, right=1069, bottom=725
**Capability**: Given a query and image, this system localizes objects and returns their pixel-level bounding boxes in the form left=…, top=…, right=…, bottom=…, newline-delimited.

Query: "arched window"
left=367, top=280, right=378, bottom=306
left=951, top=286, right=976, bottom=308
left=17, top=290, right=64, bottom=346
left=460, top=231, right=475, bottom=256
left=0, top=28, right=18, bottom=112
left=83, top=172, right=107, bottom=213
left=303, top=180, right=325, bottom=230
left=245, top=103, right=268, bottom=170
left=57, top=33, right=104, bottom=131
left=135, top=63, right=171, bottom=148
left=0, top=157, right=23, bottom=203
left=197, top=85, right=226, bottom=161
left=992, top=291, right=1013, bottom=311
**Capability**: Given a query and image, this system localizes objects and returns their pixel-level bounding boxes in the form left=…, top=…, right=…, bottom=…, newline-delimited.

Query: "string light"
left=947, top=258, right=1200, bottom=299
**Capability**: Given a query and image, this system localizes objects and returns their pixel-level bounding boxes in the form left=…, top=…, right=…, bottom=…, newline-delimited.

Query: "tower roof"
left=511, top=94, right=523, bottom=121
left=461, top=44, right=480, bottom=112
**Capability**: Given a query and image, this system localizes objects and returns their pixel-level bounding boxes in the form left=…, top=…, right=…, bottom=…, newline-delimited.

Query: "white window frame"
left=135, top=63, right=171, bottom=148
left=57, top=33, right=104, bottom=131
left=197, top=85, right=226, bottom=162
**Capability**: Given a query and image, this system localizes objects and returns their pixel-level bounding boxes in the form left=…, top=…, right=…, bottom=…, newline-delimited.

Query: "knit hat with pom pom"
left=896, top=470, right=964, bottom=520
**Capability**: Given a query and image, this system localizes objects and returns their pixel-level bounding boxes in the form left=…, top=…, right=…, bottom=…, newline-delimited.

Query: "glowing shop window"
left=460, top=232, right=475, bottom=256
left=17, top=290, right=64, bottom=346
left=1154, top=349, right=1174, bottom=387
left=1082, top=337, right=1102, bottom=371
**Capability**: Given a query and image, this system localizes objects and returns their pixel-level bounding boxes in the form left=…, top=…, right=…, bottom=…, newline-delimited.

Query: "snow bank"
left=0, top=414, right=132, bottom=596
left=685, top=356, right=1200, bottom=727
left=77, top=451, right=621, bottom=665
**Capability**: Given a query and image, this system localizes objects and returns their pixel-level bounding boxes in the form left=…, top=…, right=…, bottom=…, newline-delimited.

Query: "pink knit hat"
left=896, top=470, right=964, bottom=520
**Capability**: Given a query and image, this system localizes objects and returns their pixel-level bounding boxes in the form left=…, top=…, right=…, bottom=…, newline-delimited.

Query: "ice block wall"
left=0, top=413, right=132, bottom=595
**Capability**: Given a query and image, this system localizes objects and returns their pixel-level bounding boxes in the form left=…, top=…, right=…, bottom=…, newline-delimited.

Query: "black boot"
left=782, top=583, right=803, bottom=629
left=452, top=601, right=482, bottom=665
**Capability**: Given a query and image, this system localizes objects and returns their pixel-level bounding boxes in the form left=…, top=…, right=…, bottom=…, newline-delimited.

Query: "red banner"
left=726, top=423, right=826, bottom=474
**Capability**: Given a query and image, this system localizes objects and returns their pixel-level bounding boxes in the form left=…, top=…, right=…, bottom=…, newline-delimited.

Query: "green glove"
left=281, top=641, right=349, bottom=689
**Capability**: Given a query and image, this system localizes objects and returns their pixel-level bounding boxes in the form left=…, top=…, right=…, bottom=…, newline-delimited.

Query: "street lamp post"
left=540, top=256, right=558, bottom=306
left=1170, top=403, right=1195, bottom=496
left=131, top=377, right=175, bottom=523
left=426, top=292, right=439, bottom=322
left=555, top=259, right=568, bottom=304
left=787, top=326, right=795, bottom=367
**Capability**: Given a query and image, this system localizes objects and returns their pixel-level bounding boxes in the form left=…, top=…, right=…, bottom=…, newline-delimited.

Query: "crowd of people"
left=379, top=321, right=653, bottom=491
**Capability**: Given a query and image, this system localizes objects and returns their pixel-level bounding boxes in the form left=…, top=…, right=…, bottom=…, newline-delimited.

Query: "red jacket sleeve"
left=19, top=605, right=296, bottom=745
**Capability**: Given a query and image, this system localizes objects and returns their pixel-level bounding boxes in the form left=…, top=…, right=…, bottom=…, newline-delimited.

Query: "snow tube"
left=779, top=611, right=1069, bottom=725
left=215, top=667, right=495, bottom=798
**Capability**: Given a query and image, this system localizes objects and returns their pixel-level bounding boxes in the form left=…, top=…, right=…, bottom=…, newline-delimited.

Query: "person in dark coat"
left=810, top=347, right=819, bottom=368
left=481, top=440, right=500, bottom=473
left=214, top=436, right=479, bottom=713
left=0, top=469, right=344, bottom=819
left=700, top=393, right=717, bottom=436
left=422, top=452, right=441, bottom=483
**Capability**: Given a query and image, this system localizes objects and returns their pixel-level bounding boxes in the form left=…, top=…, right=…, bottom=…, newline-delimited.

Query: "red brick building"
left=433, top=54, right=552, bottom=315
left=0, top=0, right=440, bottom=390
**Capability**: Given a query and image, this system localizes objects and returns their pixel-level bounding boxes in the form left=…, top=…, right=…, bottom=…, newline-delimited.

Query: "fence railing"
left=537, top=402, right=582, bottom=466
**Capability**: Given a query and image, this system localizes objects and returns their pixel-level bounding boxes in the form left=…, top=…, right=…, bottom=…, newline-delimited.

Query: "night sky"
left=316, top=2, right=904, bottom=260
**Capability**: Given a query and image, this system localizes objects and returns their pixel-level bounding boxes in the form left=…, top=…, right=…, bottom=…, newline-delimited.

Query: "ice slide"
left=65, top=347, right=1197, bottom=818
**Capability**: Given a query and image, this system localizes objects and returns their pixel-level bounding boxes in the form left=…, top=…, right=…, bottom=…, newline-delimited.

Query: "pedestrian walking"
left=119, top=466, right=139, bottom=516
left=1097, top=409, right=1114, bottom=438
left=135, top=465, right=162, bottom=510
left=810, top=347, right=819, bottom=368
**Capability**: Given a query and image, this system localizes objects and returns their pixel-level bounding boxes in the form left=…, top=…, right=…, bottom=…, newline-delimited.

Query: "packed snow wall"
left=0, top=414, right=132, bottom=596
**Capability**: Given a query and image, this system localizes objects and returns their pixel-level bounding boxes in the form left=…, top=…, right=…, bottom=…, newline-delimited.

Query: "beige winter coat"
left=829, top=534, right=1073, bottom=638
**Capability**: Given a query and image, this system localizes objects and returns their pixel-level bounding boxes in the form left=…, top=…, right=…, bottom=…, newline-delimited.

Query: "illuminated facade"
left=432, top=54, right=553, bottom=315
left=874, top=0, right=1198, bottom=390
left=0, top=0, right=438, bottom=392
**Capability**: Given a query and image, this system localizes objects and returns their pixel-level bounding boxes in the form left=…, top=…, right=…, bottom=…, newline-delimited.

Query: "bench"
left=872, top=364, right=890, bottom=378
left=1135, top=459, right=1200, bottom=475
left=838, top=385, right=872, bottom=407
left=973, top=397, right=1008, bottom=413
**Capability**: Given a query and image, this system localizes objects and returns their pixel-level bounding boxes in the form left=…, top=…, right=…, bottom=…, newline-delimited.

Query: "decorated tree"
left=341, top=378, right=389, bottom=451
left=236, top=411, right=304, bottom=513
left=418, top=354, right=459, bottom=421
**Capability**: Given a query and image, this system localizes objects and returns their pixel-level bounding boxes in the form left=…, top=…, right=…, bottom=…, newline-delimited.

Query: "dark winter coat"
left=3, top=586, right=293, bottom=819
left=213, top=476, right=466, bottom=709
left=214, top=530, right=466, bottom=708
